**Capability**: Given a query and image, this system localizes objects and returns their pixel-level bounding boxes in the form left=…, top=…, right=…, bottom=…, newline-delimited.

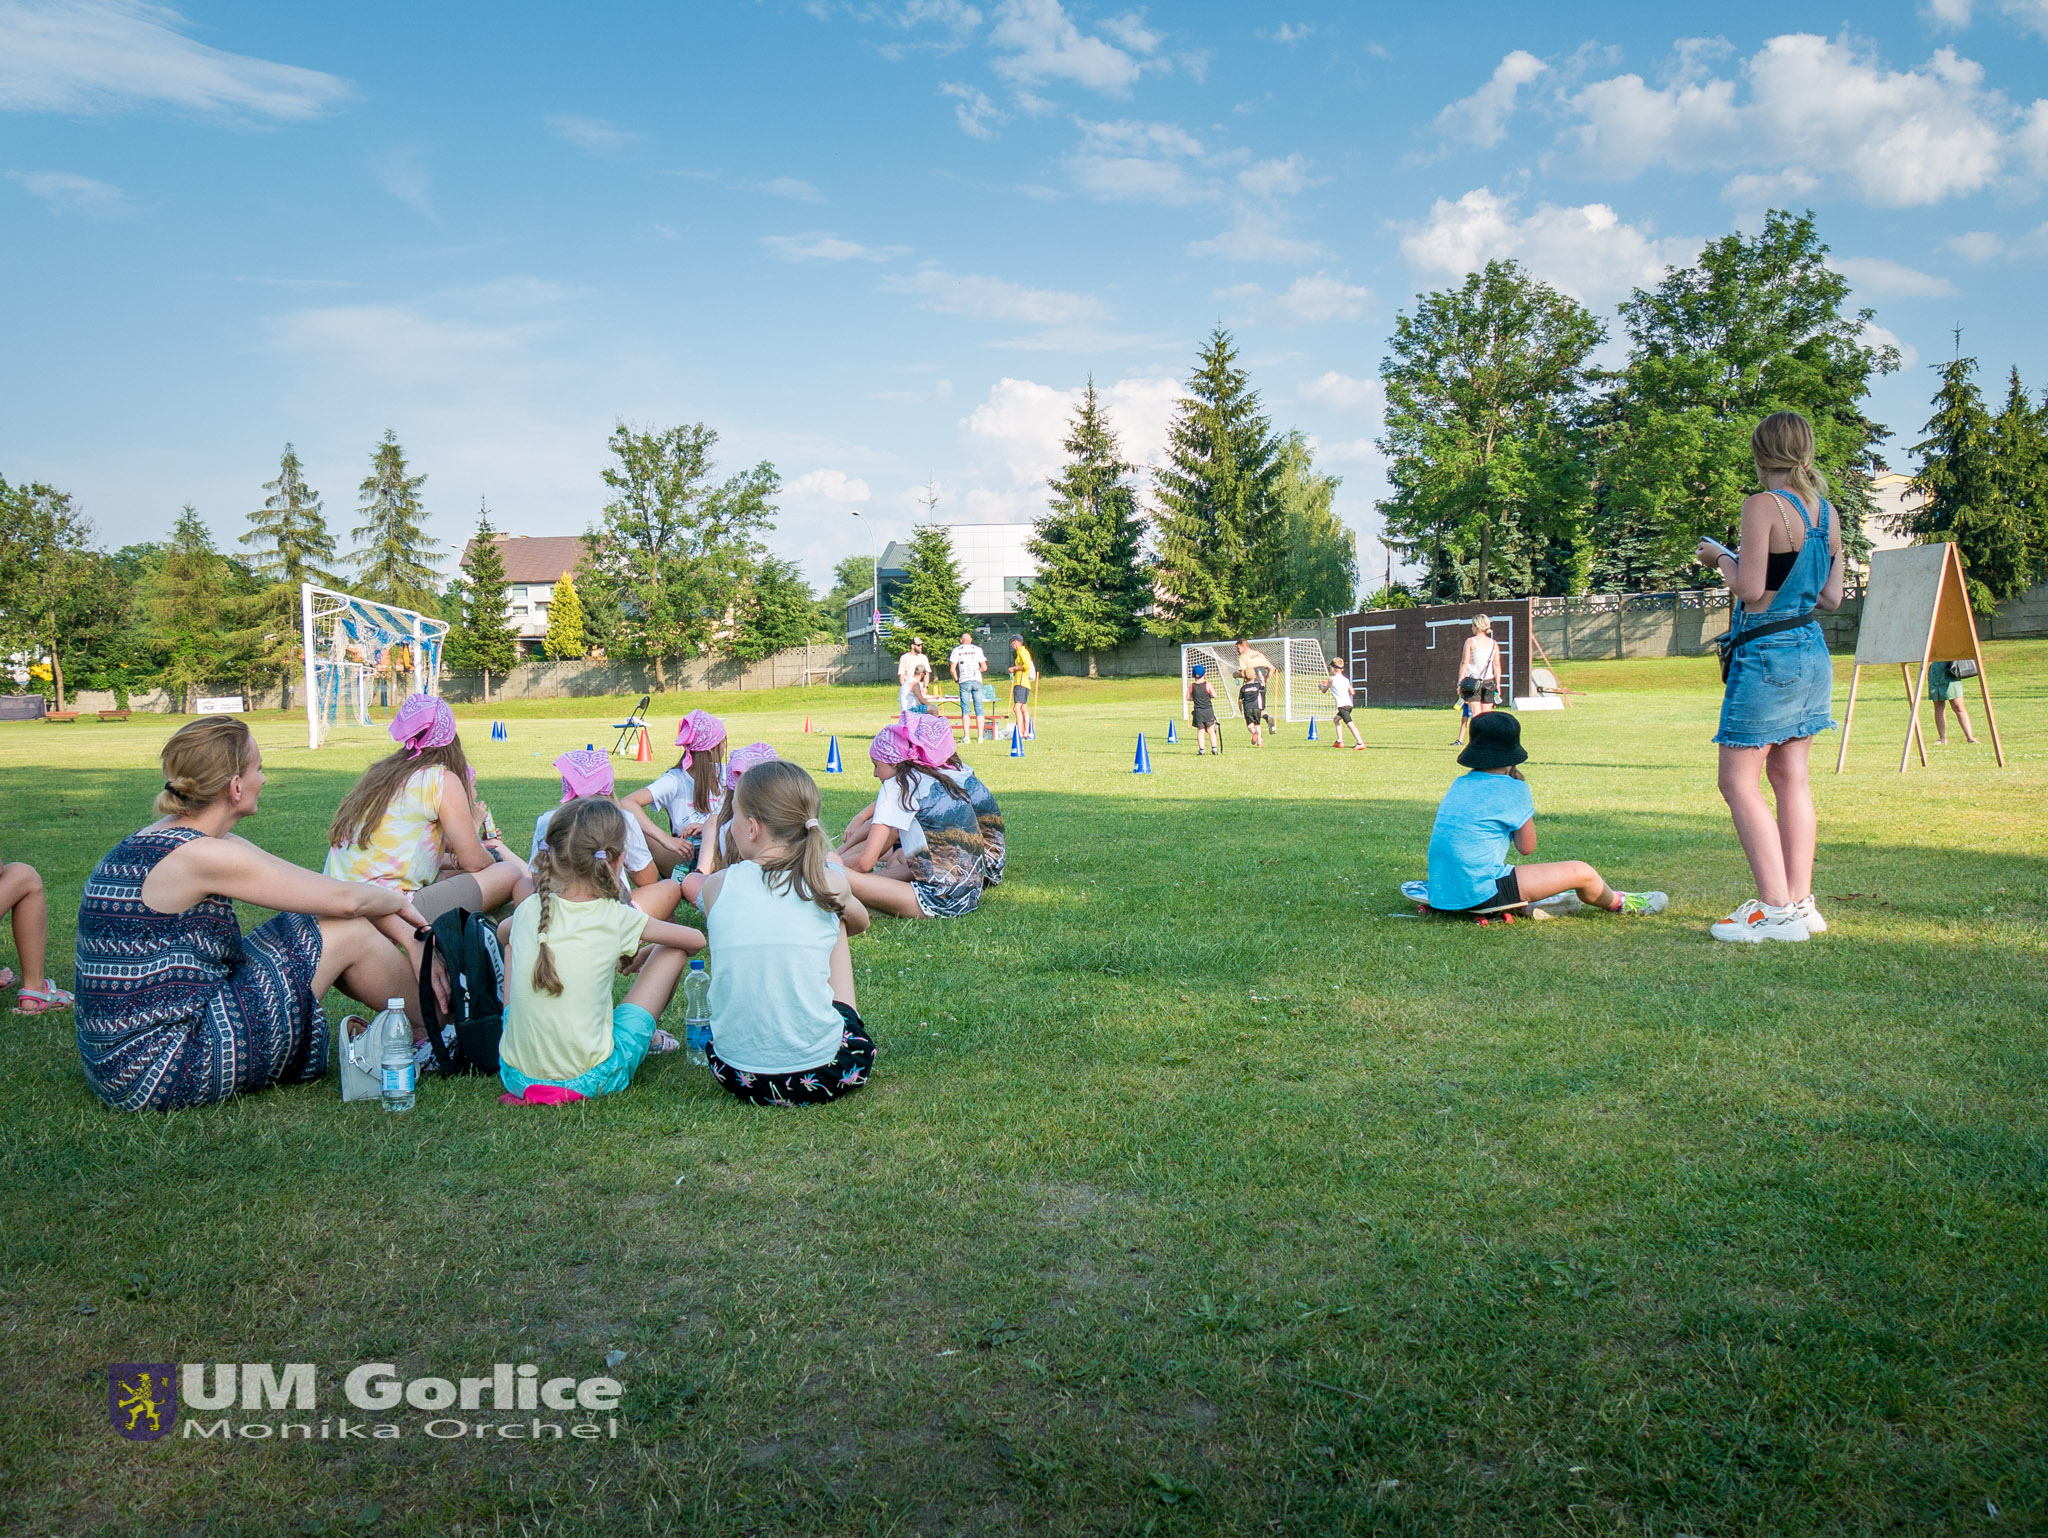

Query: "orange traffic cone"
left=803, top=715, right=813, bottom=734
left=634, top=727, right=652, bottom=763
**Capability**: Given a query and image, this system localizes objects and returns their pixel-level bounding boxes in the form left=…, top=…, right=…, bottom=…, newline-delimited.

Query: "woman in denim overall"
left=1694, top=412, right=1846, bottom=944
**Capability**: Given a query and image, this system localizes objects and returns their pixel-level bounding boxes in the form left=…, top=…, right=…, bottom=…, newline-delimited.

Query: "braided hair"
left=528, top=797, right=629, bottom=997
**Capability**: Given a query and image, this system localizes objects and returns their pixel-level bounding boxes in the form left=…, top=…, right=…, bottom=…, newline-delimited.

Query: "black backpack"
left=414, top=908, right=506, bottom=1076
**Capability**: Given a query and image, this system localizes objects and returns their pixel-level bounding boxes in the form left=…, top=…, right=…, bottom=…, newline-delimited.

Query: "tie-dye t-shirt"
left=322, top=767, right=449, bottom=892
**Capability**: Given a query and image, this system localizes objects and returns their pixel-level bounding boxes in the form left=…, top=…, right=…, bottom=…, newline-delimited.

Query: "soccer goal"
left=301, top=582, right=451, bottom=749
left=1180, top=636, right=1329, bottom=723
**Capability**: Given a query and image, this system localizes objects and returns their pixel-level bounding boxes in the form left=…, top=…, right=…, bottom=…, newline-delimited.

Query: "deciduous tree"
left=0, top=478, right=103, bottom=710
left=544, top=569, right=586, bottom=660
left=1272, top=431, right=1356, bottom=618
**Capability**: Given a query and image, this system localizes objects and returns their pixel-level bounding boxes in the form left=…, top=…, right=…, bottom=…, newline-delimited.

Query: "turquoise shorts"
left=499, top=1002, right=659, bottom=1099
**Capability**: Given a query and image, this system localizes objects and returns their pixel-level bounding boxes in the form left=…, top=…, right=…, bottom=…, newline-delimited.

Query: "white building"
left=846, top=522, right=1040, bottom=641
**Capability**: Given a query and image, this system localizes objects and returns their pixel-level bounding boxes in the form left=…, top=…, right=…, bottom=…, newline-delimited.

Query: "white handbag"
left=340, top=1014, right=383, bottom=1102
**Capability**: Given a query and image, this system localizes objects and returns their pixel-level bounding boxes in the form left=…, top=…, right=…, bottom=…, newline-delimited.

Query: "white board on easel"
left=1835, top=543, right=2006, bottom=772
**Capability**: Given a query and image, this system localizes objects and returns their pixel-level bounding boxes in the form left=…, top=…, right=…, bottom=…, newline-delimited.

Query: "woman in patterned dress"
left=836, top=715, right=988, bottom=919
left=75, top=717, right=429, bottom=1112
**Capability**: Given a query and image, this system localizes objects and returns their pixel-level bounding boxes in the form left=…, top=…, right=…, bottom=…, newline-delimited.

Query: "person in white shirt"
left=530, top=748, right=685, bottom=921
left=896, top=639, right=934, bottom=714
left=1320, top=660, right=1366, bottom=750
left=948, top=631, right=991, bottom=741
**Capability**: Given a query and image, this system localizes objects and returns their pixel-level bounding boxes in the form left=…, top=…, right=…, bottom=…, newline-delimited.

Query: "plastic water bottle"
left=377, top=998, right=416, bottom=1113
left=683, top=958, right=712, bottom=1066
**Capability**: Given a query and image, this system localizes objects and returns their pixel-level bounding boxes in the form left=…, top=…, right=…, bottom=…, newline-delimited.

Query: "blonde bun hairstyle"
left=156, top=717, right=255, bottom=817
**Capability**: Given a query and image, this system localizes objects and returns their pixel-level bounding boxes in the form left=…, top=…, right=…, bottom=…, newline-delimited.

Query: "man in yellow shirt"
left=1008, top=635, right=1037, bottom=740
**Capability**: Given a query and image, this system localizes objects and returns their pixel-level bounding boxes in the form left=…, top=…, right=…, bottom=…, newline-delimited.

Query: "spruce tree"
left=1989, top=367, right=2048, bottom=593
left=1152, top=326, right=1283, bottom=637
left=1021, top=380, right=1151, bottom=676
left=446, top=502, right=519, bottom=677
left=351, top=430, right=440, bottom=612
left=891, top=522, right=968, bottom=651
left=1897, top=355, right=2011, bottom=611
left=243, top=443, right=335, bottom=586
left=147, top=505, right=230, bottom=711
left=544, top=569, right=586, bottom=659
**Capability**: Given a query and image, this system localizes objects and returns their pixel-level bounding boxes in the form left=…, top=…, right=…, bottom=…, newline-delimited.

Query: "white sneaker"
left=1792, top=895, right=1828, bottom=935
left=1710, top=899, right=1809, bottom=943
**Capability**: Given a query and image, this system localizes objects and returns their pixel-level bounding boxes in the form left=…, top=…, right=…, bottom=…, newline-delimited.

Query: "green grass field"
left=2, top=650, right=2044, bottom=1536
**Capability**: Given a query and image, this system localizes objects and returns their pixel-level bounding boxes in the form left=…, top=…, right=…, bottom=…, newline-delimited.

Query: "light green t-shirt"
left=500, top=893, right=650, bottom=1081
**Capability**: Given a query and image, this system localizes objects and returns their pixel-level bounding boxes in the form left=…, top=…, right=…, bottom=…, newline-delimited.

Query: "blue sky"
left=3, top=0, right=2046, bottom=591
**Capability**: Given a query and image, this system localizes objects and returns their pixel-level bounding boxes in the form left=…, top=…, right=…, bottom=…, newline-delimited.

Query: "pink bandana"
left=868, top=722, right=911, bottom=765
left=726, top=741, right=779, bottom=779
left=390, top=694, right=456, bottom=757
left=553, top=748, right=614, bottom=803
left=674, top=709, right=727, bottom=767
left=900, top=710, right=958, bottom=769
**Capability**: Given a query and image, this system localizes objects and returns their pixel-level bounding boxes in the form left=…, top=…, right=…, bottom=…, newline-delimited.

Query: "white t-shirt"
left=897, top=650, right=931, bottom=685
left=531, top=805, right=653, bottom=874
left=874, top=767, right=965, bottom=859
left=1328, top=674, right=1356, bottom=708
left=642, top=766, right=723, bottom=835
left=949, top=643, right=988, bottom=684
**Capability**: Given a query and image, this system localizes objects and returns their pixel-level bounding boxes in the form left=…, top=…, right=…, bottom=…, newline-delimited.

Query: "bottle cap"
left=387, top=998, right=405, bottom=1010
left=689, top=958, right=705, bottom=969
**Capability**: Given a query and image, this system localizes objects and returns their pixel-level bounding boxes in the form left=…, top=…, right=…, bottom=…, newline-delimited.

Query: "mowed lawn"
left=1, top=649, right=2044, bottom=1537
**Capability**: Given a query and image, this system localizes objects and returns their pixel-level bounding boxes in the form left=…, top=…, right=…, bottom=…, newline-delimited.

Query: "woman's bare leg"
left=0, top=863, right=50, bottom=991
left=1764, top=738, right=1816, bottom=904
left=1719, top=744, right=1792, bottom=908
left=312, top=917, right=420, bottom=1027
left=843, top=866, right=929, bottom=919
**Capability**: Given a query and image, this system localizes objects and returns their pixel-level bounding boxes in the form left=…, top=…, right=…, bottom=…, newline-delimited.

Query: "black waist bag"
left=1718, top=610, right=1817, bottom=684
left=415, top=907, right=506, bottom=1076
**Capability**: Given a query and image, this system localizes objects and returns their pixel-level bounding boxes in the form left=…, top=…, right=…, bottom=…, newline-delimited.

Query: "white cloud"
left=7, top=167, right=126, bottom=213
left=1187, top=219, right=1326, bottom=263
left=884, top=264, right=1104, bottom=327
left=761, top=176, right=825, bottom=203
left=960, top=373, right=1182, bottom=518
left=1940, top=222, right=2048, bottom=262
left=761, top=232, right=906, bottom=261
left=1923, top=0, right=1973, bottom=23
left=1217, top=274, right=1371, bottom=324
left=1067, top=117, right=1213, bottom=204
left=989, top=0, right=1157, bottom=95
left=1260, top=22, right=1312, bottom=44
left=1236, top=153, right=1310, bottom=198
left=1924, top=0, right=2048, bottom=35
left=1434, top=50, right=1547, bottom=149
left=1860, top=321, right=1918, bottom=371
left=784, top=468, right=873, bottom=505
left=941, top=81, right=1002, bottom=138
left=1554, top=34, right=2032, bottom=208
left=544, top=113, right=638, bottom=152
left=1827, top=256, right=1956, bottom=299
left=1400, top=187, right=1701, bottom=307
left=376, top=148, right=433, bottom=220
left=0, top=0, right=351, bottom=119
left=1298, top=371, right=1381, bottom=415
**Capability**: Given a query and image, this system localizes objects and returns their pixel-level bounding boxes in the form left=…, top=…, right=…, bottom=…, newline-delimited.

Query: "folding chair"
left=610, top=694, right=651, bottom=756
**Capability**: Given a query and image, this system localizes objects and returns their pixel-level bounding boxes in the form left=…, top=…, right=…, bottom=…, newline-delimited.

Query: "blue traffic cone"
left=1133, top=732, right=1152, bottom=774
left=1307, top=716, right=1317, bottom=741
left=1010, top=725, right=1025, bottom=758
left=824, top=736, right=843, bottom=774
left=1166, top=720, right=1177, bottom=744
left=1025, top=722, right=1035, bottom=740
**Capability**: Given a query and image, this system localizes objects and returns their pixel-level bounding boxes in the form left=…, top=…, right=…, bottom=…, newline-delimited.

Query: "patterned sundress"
left=899, top=771, right=987, bottom=918
left=75, top=827, right=327, bottom=1112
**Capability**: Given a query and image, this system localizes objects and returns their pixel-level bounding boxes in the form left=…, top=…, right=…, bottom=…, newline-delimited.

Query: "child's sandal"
left=0, top=967, right=14, bottom=990
left=15, top=983, right=75, bottom=1015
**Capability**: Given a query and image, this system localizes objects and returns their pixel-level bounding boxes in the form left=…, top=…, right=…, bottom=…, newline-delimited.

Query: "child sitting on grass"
left=498, top=798, right=705, bottom=1104
left=677, top=741, right=779, bottom=906
left=623, top=709, right=727, bottom=878
left=700, top=760, right=874, bottom=1107
left=1426, top=712, right=1667, bottom=918
left=532, top=748, right=685, bottom=923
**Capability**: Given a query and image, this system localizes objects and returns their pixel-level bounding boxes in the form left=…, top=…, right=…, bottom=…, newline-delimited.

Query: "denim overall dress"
left=1713, top=491, right=1838, bottom=749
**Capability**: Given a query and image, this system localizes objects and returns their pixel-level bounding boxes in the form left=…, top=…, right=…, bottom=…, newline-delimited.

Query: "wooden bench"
left=46, top=711, right=79, bottom=723
left=97, top=710, right=131, bottom=722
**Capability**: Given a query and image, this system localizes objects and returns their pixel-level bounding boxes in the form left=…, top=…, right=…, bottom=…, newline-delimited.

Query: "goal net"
left=301, top=582, right=451, bottom=749
left=1180, top=636, right=1329, bottom=724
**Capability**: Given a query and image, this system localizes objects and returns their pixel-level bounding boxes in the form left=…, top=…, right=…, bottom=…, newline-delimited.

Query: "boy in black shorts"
left=1186, top=664, right=1222, bottom=755
left=1233, top=639, right=1276, bottom=746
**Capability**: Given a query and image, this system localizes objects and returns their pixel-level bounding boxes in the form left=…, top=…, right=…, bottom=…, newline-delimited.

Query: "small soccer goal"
left=1180, top=636, right=1329, bottom=723
left=301, top=582, right=451, bottom=749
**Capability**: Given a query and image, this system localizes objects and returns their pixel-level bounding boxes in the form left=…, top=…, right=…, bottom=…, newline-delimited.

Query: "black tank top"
left=1765, top=548, right=1797, bottom=589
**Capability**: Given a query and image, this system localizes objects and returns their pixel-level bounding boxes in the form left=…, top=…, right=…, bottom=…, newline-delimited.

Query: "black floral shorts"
left=708, top=1003, right=875, bottom=1107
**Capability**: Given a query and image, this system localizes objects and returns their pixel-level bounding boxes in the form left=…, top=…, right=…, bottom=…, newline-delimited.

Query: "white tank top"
left=705, top=861, right=844, bottom=1075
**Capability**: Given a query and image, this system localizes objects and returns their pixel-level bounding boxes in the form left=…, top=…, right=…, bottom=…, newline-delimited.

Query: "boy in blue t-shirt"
left=1425, top=713, right=1668, bottom=916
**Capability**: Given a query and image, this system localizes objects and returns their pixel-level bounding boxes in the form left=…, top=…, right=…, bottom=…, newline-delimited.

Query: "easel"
left=1835, top=542, right=2006, bottom=773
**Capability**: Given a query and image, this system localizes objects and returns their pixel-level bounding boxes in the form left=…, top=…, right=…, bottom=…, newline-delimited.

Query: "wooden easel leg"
left=1902, top=664, right=1928, bottom=767
left=1835, top=665, right=1861, bottom=773
left=1977, top=672, right=2007, bottom=768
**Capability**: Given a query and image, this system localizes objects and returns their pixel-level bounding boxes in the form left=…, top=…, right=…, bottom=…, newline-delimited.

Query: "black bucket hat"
left=1458, top=711, right=1527, bottom=770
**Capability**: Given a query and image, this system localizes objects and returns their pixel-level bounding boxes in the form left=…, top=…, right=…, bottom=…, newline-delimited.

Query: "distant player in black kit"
left=1233, top=639, right=1277, bottom=746
left=1186, top=663, right=1222, bottom=755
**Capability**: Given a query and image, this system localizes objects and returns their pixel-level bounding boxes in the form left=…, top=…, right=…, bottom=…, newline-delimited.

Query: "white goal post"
left=301, top=582, right=451, bottom=749
left=1180, top=636, right=1329, bottom=724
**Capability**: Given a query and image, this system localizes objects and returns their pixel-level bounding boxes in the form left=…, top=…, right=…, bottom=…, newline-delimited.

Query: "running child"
left=623, top=709, right=727, bottom=878
left=497, top=798, right=706, bottom=1103
left=700, top=760, right=876, bottom=1107
left=1186, top=663, right=1222, bottom=756
left=1320, top=659, right=1365, bottom=750
left=1425, top=713, right=1668, bottom=918
left=1233, top=639, right=1276, bottom=746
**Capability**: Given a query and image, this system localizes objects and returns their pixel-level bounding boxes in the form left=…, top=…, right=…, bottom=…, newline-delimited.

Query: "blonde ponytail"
left=1753, top=411, right=1829, bottom=512
left=528, top=798, right=631, bottom=996
left=732, top=761, right=844, bottom=916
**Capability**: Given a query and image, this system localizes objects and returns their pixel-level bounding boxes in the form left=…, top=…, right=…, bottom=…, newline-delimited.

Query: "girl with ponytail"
left=697, top=760, right=876, bottom=1107
left=498, top=797, right=706, bottom=1102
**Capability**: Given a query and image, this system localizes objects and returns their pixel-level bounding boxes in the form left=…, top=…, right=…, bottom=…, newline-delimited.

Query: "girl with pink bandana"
left=530, top=749, right=686, bottom=925
left=624, top=709, right=728, bottom=879
left=675, top=741, right=778, bottom=908
left=323, top=694, right=532, bottom=924
left=836, top=714, right=988, bottom=919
